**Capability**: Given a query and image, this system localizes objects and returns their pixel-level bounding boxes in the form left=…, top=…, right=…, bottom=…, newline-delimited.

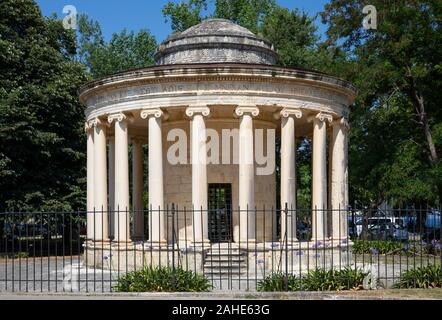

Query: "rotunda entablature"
left=79, top=64, right=357, bottom=129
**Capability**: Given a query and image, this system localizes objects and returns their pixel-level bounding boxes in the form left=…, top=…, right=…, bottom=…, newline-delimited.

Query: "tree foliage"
left=321, top=0, right=442, bottom=206
left=78, top=14, right=157, bottom=78
left=0, top=0, right=88, bottom=210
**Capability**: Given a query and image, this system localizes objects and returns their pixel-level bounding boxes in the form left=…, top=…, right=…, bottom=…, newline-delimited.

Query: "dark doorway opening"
left=208, top=184, right=233, bottom=243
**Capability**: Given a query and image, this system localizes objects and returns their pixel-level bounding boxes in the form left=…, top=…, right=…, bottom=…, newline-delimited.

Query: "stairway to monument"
left=203, top=245, right=248, bottom=279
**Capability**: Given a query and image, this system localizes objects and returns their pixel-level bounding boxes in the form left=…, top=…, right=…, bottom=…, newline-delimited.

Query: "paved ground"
left=1, top=289, right=441, bottom=300
left=0, top=256, right=439, bottom=293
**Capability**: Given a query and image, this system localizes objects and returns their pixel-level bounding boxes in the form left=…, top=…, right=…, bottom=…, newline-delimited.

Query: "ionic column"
left=235, top=106, right=259, bottom=243
left=108, top=113, right=132, bottom=242
left=141, top=108, right=167, bottom=245
left=186, top=106, right=211, bottom=245
left=91, top=118, right=108, bottom=242
left=85, top=122, right=94, bottom=240
left=132, top=138, right=144, bottom=240
left=278, top=108, right=302, bottom=242
left=310, top=112, right=333, bottom=241
left=331, top=118, right=350, bottom=240
left=108, top=138, right=115, bottom=239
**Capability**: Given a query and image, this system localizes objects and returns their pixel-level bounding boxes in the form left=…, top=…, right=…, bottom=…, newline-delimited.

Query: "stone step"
left=204, top=270, right=247, bottom=276
left=206, top=251, right=245, bottom=256
left=206, top=258, right=245, bottom=263
left=204, top=261, right=247, bottom=267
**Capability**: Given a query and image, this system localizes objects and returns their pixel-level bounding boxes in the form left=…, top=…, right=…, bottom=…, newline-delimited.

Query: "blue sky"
left=36, top=0, right=329, bottom=43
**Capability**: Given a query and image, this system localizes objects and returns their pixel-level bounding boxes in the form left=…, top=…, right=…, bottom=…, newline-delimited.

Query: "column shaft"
left=86, top=125, right=94, bottom=240
left=236, top=107, right=259, bottom=243
left=188, top=108, right=209, bottom=244
left=93, top=120, right=108, bottom=241
left=331, top=119, right=349, bottom=240
left=112, top=116, right=130, bottom=242
left=280, top=115, right=297, bottom=241
left=311, top=115, right=330, bottom=241
left=108, top=138, right=114, bottom=239
left=132, top=139, right=144, bottom=239
left=148, top=114, right=165, bottom=244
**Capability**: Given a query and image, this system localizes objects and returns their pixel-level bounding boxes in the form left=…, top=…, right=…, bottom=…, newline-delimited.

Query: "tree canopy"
left=0, top=0, right=88, bottom=210
left=321, top=0, right=442, bottom=206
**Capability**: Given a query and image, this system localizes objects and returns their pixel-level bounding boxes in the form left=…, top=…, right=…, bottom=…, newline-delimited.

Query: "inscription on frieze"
left=88, top=80, right=343, bottom=107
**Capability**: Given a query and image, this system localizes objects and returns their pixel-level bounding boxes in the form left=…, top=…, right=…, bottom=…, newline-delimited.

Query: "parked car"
left=393, top=224, right=409, bottom=241
left=425, top=210, right=441, bottom=229
left=367, top=223, right=395, bottom=240
left=366, top=221, right=408, bottom=241
left=3, top=223, right=49, bottom=240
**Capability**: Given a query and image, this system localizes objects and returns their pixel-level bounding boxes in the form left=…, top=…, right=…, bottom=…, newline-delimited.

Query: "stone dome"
left=154, top=19, right=277, bottom=65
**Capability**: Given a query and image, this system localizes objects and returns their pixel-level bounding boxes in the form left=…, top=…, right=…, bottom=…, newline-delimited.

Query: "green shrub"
left=257, top=273, right=302, bottom=292
left=115, top=266, right=212, bottom=292
left=394, top=265, right=442, bottom=289
left=257, top=267, right=368, bottom=292
left=352, top=240, right=405, bottom=255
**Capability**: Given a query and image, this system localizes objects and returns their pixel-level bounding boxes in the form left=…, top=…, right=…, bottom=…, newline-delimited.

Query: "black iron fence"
left=0, top=205, right=440, bottom=292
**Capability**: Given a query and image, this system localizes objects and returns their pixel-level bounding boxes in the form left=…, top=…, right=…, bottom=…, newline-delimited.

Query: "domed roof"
left=179, top=18, right=256, bottom=38
left=154, top=19, right=277, bottom=66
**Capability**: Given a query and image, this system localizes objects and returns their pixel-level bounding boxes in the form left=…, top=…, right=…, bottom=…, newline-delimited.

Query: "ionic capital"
left=107, top=113, right=134, bottom=124
left=140, top=108, right=169, bottom=120
left=308, top=112, right=334, bottom=124
left=333, top=117, right=350, bottom=131
left=88, top=117, right=109, bottom=128
left=85, top=121, right=93, bottom=133
left=275, top=108, right=303, bottom=120
left=185, top=106, right=211, bottom=118
left=235, top=106, right=259, bottom=118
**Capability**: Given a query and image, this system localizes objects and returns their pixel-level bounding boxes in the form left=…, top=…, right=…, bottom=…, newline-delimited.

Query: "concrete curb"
left=1, top=289, right=441, bottom=300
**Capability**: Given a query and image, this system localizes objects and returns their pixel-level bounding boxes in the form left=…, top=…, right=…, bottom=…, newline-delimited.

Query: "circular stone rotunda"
left=79, top=19, right=357, bottom=277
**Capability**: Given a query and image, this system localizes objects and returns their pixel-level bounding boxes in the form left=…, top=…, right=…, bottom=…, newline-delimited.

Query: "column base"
left=191, top=239, right=211, bottom=250
left=279, top=238, right=299, bottom=245
left=146, top=240, right=169, bottom=249
left=238, top=239, right=256, bottom=249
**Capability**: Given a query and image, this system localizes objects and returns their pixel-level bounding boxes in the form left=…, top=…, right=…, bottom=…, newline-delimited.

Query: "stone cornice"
left=185, top=106, right=211, bottom=117
left=79, top=65, right=357, bottom=106
left=140, top=108, right=169, bottom=120
left=235, top=106, right=260, bottom=117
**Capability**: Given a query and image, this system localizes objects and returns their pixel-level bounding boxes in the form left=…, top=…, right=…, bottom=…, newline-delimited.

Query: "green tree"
left=321, top=0, right=442, bottom=206
left=163, top=0, right=208, bottom=33
left=0, top=0, right=88, bottom=210
left=78, top=14, right=157, bottom=78
left=215, top=0, right=276, bottom=34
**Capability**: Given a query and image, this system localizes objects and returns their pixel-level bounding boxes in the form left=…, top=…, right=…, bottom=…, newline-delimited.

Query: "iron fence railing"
left=0, top=205, right=440, bottom=292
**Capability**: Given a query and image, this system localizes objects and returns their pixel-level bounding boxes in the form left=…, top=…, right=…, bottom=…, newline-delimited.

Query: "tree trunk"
left=411, top=87, right=441, bottom=204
